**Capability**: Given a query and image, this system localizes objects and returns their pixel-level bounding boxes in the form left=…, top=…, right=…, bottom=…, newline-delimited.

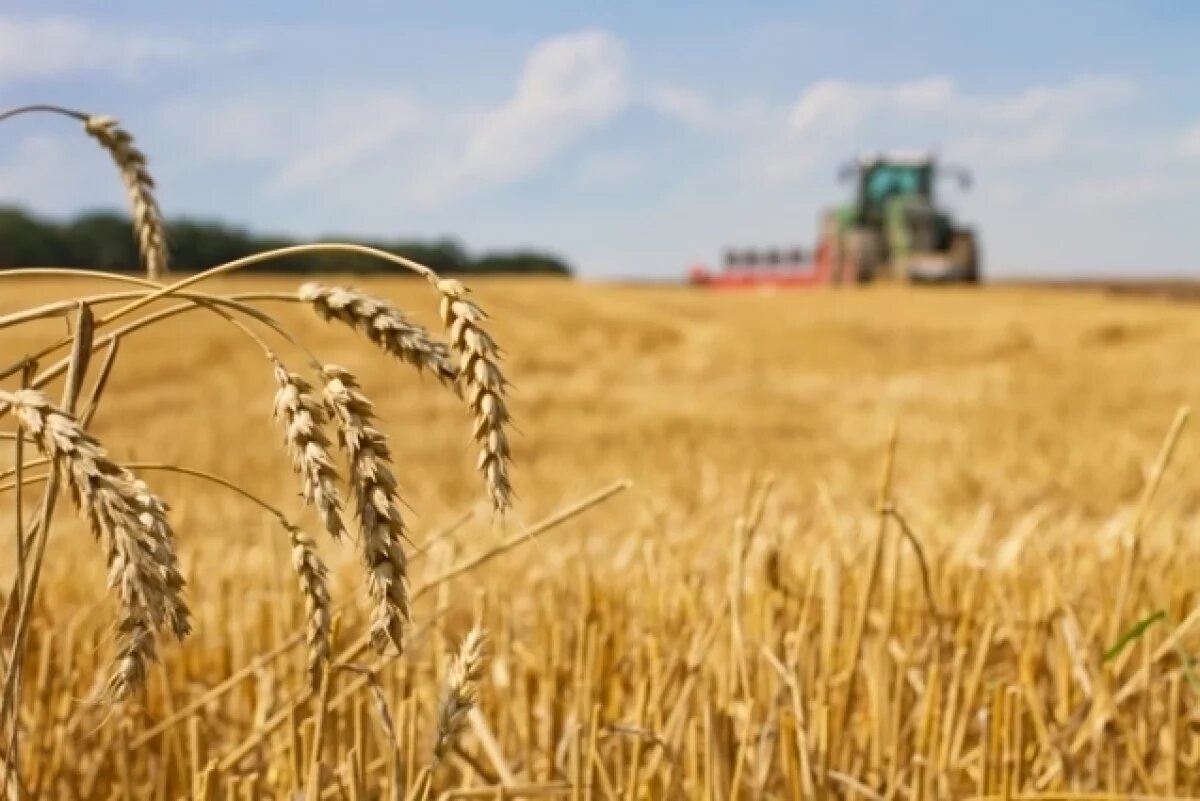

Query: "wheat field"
left=2, top=274, right=1200, bottom=799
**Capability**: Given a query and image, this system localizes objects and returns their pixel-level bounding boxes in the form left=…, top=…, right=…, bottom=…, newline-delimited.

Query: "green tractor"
left=819, top=151, right=981, bottom=285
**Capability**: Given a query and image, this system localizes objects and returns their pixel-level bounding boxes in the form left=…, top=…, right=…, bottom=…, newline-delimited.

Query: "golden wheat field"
left=2, top=274, right=1200, bottom=800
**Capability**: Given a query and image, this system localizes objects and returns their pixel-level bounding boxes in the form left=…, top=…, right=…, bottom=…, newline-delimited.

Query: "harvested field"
left=2, top=275, right=1200, bottom=798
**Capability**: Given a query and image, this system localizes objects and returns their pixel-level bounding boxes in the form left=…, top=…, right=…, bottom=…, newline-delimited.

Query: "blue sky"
left=2, top=2, right=1200, bottom=278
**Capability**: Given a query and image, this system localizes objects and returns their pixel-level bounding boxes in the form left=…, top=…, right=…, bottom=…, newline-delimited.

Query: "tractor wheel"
left=950, top=230, right=980, bottom=283
left=844, top=228, right=883, bottom=284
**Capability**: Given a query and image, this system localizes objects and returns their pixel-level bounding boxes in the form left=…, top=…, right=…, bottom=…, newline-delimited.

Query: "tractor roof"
left=856, top=150, right=935, bottom=167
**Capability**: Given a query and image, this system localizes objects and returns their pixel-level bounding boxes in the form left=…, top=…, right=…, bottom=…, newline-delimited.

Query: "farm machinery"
left=688, top=151, right=981, bottom=288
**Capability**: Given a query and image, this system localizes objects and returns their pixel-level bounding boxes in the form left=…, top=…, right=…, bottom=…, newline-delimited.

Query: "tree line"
left=0, top=206, right=574, bottom=276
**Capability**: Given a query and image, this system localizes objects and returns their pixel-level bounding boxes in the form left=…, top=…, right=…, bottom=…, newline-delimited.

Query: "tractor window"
left=865, top=166, right=922, bottom=205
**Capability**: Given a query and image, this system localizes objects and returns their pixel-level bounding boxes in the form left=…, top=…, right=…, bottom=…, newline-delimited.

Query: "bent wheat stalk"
left=299, top=283, right=457, bottom=387
left=271, top=357, right=347, bottom=541
left=0, top=105, right=167, bottom=280
left=434, top=625, right=488, bottom=760
left=0, top=458, right=337, bottom=692
left=0, top=389, right=189, bottom=700
left=285, top=524, right=332, bottom=690
left=435, top=279, right=513, bottom=513
left=83, top=116, right=168, bottom=280
left=322, top=366, right=411, bottom=655
left=0, top=243, right=446, bottom=366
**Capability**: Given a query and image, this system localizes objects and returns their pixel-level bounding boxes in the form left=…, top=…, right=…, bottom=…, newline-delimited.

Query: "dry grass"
left=2, top=275, right=1200, bottom=798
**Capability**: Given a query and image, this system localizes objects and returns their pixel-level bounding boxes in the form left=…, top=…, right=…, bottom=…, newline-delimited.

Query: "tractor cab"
left=842, top=152, right=935, bottom=227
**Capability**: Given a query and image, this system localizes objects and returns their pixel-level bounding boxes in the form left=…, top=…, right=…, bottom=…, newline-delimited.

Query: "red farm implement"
left=687, top=244, right=834, bottom=290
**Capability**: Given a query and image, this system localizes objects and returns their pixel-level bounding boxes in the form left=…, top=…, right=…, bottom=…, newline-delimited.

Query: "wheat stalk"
left=0, top=389, right=189, bottom=699
left=83, top=116, right=167, bottom=280
left=433, top=625, right=488, bottom=760
left=297, top=283, right=457, bottom=386
left=321, top=366, right=411, bottom=655
left=435, top=280, right=512, bottom=513
left=284, top=523, right=332, bottom=690
left=271, top=357, right=347, bottom=541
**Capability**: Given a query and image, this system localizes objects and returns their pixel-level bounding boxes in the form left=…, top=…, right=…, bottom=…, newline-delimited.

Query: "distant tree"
left=0, top=206, right=575, bottom=277
left=166, top=219, right=259, bottom=271
left=473, top=250, right=572, bottom=276
left=64, top=211, right=139, bottom=269
left=0, top=206, right=68, bottom=267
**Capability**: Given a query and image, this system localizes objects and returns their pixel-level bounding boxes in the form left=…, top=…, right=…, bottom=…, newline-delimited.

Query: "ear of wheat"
left=271, top=358, right=348, bottom=542
left=298, top=283, right=457, bottom=386
left=436, top=280, right=513, bottom=513
left=433, top=625, right=488, bottom=760
left=321, top=365, right=410, bottom=655
left=0, top=389, right=190, bottom=699
left=83, top=115, right=168, bottom=280
left=284, top=523, right=332, bottom=690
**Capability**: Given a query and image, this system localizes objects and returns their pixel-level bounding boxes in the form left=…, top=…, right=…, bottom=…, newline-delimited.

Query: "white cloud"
left=787, top=77, right=955, bottom=136
left=983, top=181, right=1024, bottom=209
left=643, top=85, right=714, bottom=127
left=765, top=74, right=1137, bottom=180
left=787, top=80, right=871, bottom=136
left=269, top=98, right=425, bottom=193
left=955, top=80, right=1133, bottom=166
left=1066, top=175, right=1166, bottom=209
left=151, top=29, right=631, bottom=208
left=0, top=15, right=196, bottom=82
left=576, top=151, right=644, bottom=189
left=978, top=77, right=1135, bottom=123
left=158, top=95, right=286, bottom=162
left=1180, top=122, right=1200, bottom=157
left=760, top=76, right=959, bottom=182
left=157, top=88, right=427, bottom=194
left=783, top=75, right=1131, bottom=142
left=414, top=29, right=629, bottom=204
left=954, top=124, right=1068, bottom=165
